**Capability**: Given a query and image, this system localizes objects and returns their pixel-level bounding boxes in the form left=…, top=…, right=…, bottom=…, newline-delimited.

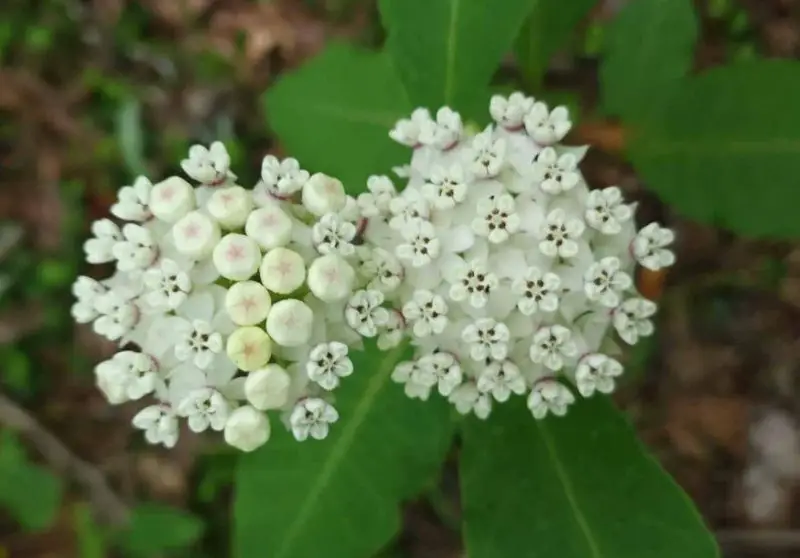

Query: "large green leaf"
left=117, top=504, right=204, bottom=557
left=265, top=43, right=411, bottom=193
left=600, top=0, right=698, bottom=123
left=515, top=0, right=599, bottom=88
left=379, top=0, right=533, bottom=110
left=234, top=344, right=455, bottom=558
left=630, top=60, right=800, bottom=238
left=461, top=396, right=718, bottom=558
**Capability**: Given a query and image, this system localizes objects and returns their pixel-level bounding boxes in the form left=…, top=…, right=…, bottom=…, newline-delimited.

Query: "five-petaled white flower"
left=585, top=186, right=633, bottom=235
left=472, top=194, right=520, bottom=244
left=512, top=267, right=561, bottom=315
left=584, top=257, right=632, bottom=308
left=527, top=379, right=575, bottom=419
left=477, top=359, right=526, bottom=402
left=575, top=353, right=623, bottom=397
left=357, top=175, right=397, bottom=217
left=402, top=290, right=449, bottom=337
left=111, top=176, right=153, bottom=222
left=462, top=318, right=510, bottom=361
left=390, top=108, right=433, bottom=148
left=422, top=164, right=469, bottom=210
left=396, top=219, right=440, bottom=267
left=258, top=156, right=309, bottom=199
left=388, top=190, right=430, bottom=231
left=181, top=141, right=234, bottom=185
left=632, top=222, right=675, bottom=271
left=613, top=297, right=657, bottom=345
left=529, top=325, right=577, bottom=371
left=524, top=102, right=571, bottom=145
left=312, top=213, right=357, bottom=256
left=177, top=387, right=232, bottom=433
left=143, top=258, right=192, bottom=310
left=449, top=382, right=492, bottom=419
left=345, top=289, right=389, bottom=337
left=418, top=351, right=463, bottom=396
left=290, top=398, right=339, bottom=441
left=489, top=92, right=534, bottom=131
left=446, top=257, right=499, bottom=308
left=392, top=360, right=434, bottom=401
left=306, top=341, right=353, bottom=390
left=466, top=128, right=507, bottom=178
left=132, top=405, right=179, bottom=448
left=112, top=223, right=158, bottom=272
left=539, top=208, right=585, bottom=259
left=530, top=147, right=580, bottom=195
left=84, top=219, right=122, bottom=264
left=418, top=107, right=462, bottom=149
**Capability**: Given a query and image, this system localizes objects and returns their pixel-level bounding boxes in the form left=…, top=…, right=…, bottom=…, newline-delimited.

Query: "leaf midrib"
left=272, top=345, right=407, bottom=558
left=444, top=0, right=461, bottom=105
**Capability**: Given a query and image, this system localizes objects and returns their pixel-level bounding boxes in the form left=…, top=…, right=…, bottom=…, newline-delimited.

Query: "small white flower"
left=177, top=387, right=231, bottom=432
left=207, top=186, right=253, bottom=229
left=302, top=173, right=347, bottom=217
left=388, top=189, right=430, bottom=231
left=489, top=92, right=534, bottom=130
left=584, top=257, right=632, bottom=308
left=307, top=254, right=356, bottom=303
left=396, top=219, right=440, bottom=267
left=360, top=248, right=404, bottom=293
left=357, top=175, right=396, bottom=217
left=132, top=405, right=179, bottom=448
left=418, top=107, right=462, bottom=149
left=212, top=233, right=261, bottom=281
left=290, top=398, right=339, bottom=441
left=174, top=319, right=224, bottom=369
left=345, top=289, right=389, bottom=337
left=312, top=213, right=357, bottom=256
left=95, top=351, right=159, bottom=402
left=225, top=280, right=272, bottom=326
left=472, top=194, right=520, bottom=244
left=585, top=186, right=633, bottom=235
left=258, top=156, right=309, bottom=200
left=173, top=211, right=221, bottom=259
left=389, top=108, right=433, bottom=147
left=93, top=290, right=139, bottom=341
left=465, top=128, right=506, bottom=178
left=461, top=318, right=510, bottom=361
left=112, top=223, right=157, bottom=272
left=632, top=223, right=675, bottom=271
left=391, top=361, right=433, bottom=400
left=449, top=382, right=492, bottom=419
left=575, top=353, right=623, bottom=397
left=421, top=164, right=468, bottom=210
left=613, top=297, right=657, bottom=345
left=539, top=208, right=585, bottom=259
left=226, top=326, right=272, bottom=372
left=377, top=310, right=405, bottom=350
left=265, top=299, right=313, bottom=347
left=524, top=102, right=571, bottom=146
left=181, top=141, right=234, bottom=185
left=149, top=176, right=196, bottom=223
left=143, top=258, right=192, bottom=310
left=530, top=147, right=580, bottom=195
left=447, top=258, right=498, bottom=308
left=402, top=290, right=449, bottom=337
left=529, top=325, right=577, bottom=371
left=306, top=341, right=353, bottom=390
left=245, top=203, right=293, bottom=251
left=245, top=364, right=291, bottom=410
left=511, top=267, right=561, bottom=315
left=84, top=219, right=122, bottom=264
left=477, top=359, right=526, bottom=402
left=111, top=176, right=153, bottom=222
left=259, top=247, right=306, bottom=295
left=527, top=379, right=575, bottom=419
left=71, top=276, right=107, bottom=323
left=418, top=352, right=463, bottom=396
left=224, top=405, right=270, bottom=452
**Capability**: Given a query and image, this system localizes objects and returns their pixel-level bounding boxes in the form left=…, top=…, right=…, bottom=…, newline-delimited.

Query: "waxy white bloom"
left=245, top=204, right=293, bottom=250
left=290, top=398, right=339, bottom=441
left=539, top=208, right=585, bottom=259
left=113, top=223, right=157, bottom=272
left=396, top=219, right=440, bottom=267
left=388, top=189, right=429, bottom=231
left=402, top=290, right=448, bottom=337
left=258, top=156, right=309, bottom=200
left=524, top=102, right=571, bottom=145
left=477, top=359, right=526, bottom=402
left=527, top=379, right=575, bottom=419
left=422, top=165, right=468, bottom=210
left=613, top=297, right=657, bottom=345
left=389, top=108, right=433, bottom=147
left=418, top=352, right=462, bottom=396
left=111, top=176, right=152, bottom=222
left=208, top=186, right=253, bottom=229
left=173, top=211, right=220, bottom=259
left=345, top=289, right=389, bottom=337
left=306, top=341, right=353, bottom=390
left=449, top=382, right=492, bottom=419
left=143, top=258, right=192, bottom=310
left=360, top=248, right=404, bottom=293
left=472, top=194, right=520, bottom=244
left=530, top=325, right=578, bottom=371
left=84, top=219, right=121, bottom=264
left=177, top=387, right=231, bottom=433
left=632, top=222, right=676, bottom=271
left=302, top=173, right=346, bottom=217
left=181, top=141, right=234, bottom=185
left=260, top=247, right=305, bottom=294
left=93, top=289, right=139, bottom=341
left=462, top=318, right=510, bottom=361
left=95, top=351, right=159, bottom=402
left=530, top=147, right=580, bottom=195
left=225, top=281, right=271, bottom=326
left=419, top=107, right=462, bottom=149
left=226, top=326, right=272, bottom=372
left=585, top=186, right=632, bottom=235
left=512, top=267, right=561, bottom=315
left=312, top=213, right=356, bottom=256
left=224, top=405, right=270, bottom=452
left=466, top=128, right=506, bottom=178
left=575, top=353, right=623, bottom=397
left=358, top=175, right=396, bottom=216
left=71, top=276, right=107, bottom=323
left=446, top=258, right=499, bottom=308
left=584, top=257, right=632, bottom=308
left=132, top=405, right=179, bottom=448
left=265, top=299, right=313, bottom=347
left=213, top=233, right=261, bottom=281
left=245, top=364, right=291, bottom=410
left=149, top=176, right=195, bottom=223
left=307, top=254, right=355, bottom=302
left=490, top=92, right=534, bottom=130
left=377, top=310, right=405, bottom=350
left=392, top=360, right=433, bottom=401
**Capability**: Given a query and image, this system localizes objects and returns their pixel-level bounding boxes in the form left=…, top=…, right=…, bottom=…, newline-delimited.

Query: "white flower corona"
left=370, top=92, right=674, bottom=421
left=72, top=145, right=406, bottom=451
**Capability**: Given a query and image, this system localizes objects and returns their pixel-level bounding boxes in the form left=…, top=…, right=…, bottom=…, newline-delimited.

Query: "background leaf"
left=265, top=43, right=410, bottom=193
left=630, top=60, right=800, bottom=238
left=234, top=344, right=455, bottom=558
left=600, top=0, right=698, bottom=123
left=461, top=397, right=718, bottom=558
left=379, top=0, right=532, bottom=110
left=117, top=503, right=204, bottom=557
left=515, top=0, right=599, bottom=88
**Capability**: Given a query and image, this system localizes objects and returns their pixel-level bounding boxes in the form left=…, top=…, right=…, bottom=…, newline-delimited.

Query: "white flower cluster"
left=72, top=142, right=388, bottom=452
left=362, top=92, right=675, bottom=420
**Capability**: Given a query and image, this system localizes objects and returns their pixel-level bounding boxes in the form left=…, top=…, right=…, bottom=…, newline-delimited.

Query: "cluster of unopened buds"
left=73, top=90, right=674, bottom=452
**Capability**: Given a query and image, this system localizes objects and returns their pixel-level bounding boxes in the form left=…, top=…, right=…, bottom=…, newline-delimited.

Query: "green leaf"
left=461, top=397, right=718, bottom=558
left=117, top=504, right=204, bottom=557
left=515, top=0, right=598, bottom=88
left=600, top=0, right=698, bottom=123
left=265, top=43, right=411, bottom=193
left=379, top=0, right=533, bottom=110
left=116, top=98, right=147, bottom=177
left=630, top=60, right=800, bottom=238
left=234, top=344, right=455, bottom=558
left=0, top=432, right=62, bottom=531
left=72, top=503, right=107, bottom=558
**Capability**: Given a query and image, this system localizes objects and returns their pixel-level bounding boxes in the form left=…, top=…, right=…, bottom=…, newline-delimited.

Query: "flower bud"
left=245, top=204, right=292, bottom=250
left=149, top=176, right=195, bottom=222
left=207, top=186, right=253, bottom=229
left=244, top=364, right=291, bottom=410
left=173, top=211, right=220, bottom=259
left=307, top=254, right=355, bottom=302
left=301, top=173, right=346, bottom=217
left=213, top=233, right=261, bottom=281
left=265, top=299, right=313, bottom=347
left=259, top=247, right=305, bottom=294
left=226, top=326, right=272, bottom=372
left=225, top=281, right=272, bottom=326
left=224, top=405, right=270, bottom=452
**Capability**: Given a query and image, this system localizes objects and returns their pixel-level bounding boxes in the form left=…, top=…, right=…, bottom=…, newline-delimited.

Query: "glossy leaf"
left=234, top=344, right=455, bottom=558
left=461, top=396, right=719, bottom=558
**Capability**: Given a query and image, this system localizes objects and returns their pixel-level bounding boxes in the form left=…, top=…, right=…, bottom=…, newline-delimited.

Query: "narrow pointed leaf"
left=265, top=43, right=411, bottom=193
left=234, top=345, right=455, bottom=558
left=461, top=397, right=718, bottom=558
left=379, top=0, right=533, bottom=110
left=630, top=60, right=800, bottom=238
